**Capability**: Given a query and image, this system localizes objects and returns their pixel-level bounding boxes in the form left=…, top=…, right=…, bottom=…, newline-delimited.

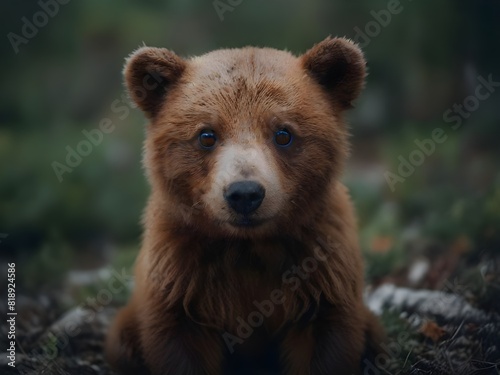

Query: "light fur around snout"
left=203, top=141, right=285, bottom=224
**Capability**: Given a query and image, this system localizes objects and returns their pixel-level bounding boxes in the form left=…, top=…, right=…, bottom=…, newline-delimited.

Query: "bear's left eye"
left=274, top=129, right=293, bottom=147
left=199, top=130, right=217, bottom=149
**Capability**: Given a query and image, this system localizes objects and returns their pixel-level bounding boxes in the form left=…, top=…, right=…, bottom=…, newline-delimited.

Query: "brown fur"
left=106, top=37, right=384, bottom=375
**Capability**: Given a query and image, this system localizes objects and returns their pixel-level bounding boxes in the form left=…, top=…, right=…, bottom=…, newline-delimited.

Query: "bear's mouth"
left=229, top=217, right=265, bottom=228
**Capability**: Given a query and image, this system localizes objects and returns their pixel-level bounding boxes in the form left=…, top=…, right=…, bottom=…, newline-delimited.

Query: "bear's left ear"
left=301, top=37, right=366, bottom=109
left=124, top=46, right=187, bottom=119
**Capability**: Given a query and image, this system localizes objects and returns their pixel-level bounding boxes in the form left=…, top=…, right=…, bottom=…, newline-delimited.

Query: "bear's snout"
left=224, top=180, right=265, bottom=215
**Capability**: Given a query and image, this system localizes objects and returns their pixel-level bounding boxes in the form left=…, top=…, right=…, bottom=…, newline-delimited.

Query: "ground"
left=1, top=253, right=499, bottom=375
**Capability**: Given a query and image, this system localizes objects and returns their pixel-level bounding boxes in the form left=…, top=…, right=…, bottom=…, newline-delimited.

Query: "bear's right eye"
left=199, top=130, right=217, bottom=149
left=274, top=129, right=293, bottom=147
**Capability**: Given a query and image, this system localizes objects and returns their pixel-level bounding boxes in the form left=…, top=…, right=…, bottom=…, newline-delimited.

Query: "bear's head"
left=124, top=37, right=366, bottom=238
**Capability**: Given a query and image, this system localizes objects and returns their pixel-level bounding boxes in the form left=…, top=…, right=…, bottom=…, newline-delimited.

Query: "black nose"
left=224, top=181, right=265, bottom=215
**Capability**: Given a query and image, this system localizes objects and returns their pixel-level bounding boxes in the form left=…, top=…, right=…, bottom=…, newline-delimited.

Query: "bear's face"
left=125, top=38, right=365, bottom=238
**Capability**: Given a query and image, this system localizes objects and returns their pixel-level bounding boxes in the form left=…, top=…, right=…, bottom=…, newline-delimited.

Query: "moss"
left=376, top=310, right=421, bottom=374
left=19, top=232, right=72, bottom=292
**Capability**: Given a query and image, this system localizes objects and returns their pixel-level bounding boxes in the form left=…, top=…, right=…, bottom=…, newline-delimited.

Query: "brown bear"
left=105, top=37, right=384, bottom=375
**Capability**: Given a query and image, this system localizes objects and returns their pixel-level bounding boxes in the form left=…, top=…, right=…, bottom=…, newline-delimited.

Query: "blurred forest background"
left=0, top=0, right=500, bottom=373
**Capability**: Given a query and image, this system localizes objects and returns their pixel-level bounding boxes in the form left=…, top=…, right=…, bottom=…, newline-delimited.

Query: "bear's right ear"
left=124, top=46, right=187, bottom=118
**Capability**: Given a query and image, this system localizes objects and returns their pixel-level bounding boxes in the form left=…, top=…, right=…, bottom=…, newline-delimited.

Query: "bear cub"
left=106, top=37, right=383, bottom=375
